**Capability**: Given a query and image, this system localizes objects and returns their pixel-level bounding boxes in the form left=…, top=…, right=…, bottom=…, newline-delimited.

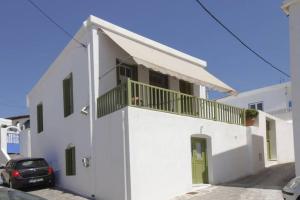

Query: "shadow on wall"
left=211, top=134, right=265, bottom=185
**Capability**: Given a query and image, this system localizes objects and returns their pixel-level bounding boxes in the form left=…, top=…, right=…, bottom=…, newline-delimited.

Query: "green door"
left=191, top=138, right=208, bottom=184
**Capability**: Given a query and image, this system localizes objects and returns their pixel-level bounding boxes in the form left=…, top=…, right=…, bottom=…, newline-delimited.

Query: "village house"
left=218, top=82, right=293, bottom=122
left=27, top=16, right=294, bottom=200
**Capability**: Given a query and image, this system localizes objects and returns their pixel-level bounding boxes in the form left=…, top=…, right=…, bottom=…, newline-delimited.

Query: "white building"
left=282, top=0, right=300, bottom=176
left=0, top=118, right=22, bottom=164
left=27, top=16, right=294, bottom=200
left=218, top=82, right=293, bottom=122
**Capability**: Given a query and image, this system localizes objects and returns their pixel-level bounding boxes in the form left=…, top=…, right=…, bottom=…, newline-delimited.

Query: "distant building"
left=218, top=82, right=292, bottom=122
left=6, top=115, right=30, bottom=130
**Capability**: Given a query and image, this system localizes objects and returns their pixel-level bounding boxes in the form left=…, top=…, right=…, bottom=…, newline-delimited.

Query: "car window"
left=16, top=160, right=48, bottom=169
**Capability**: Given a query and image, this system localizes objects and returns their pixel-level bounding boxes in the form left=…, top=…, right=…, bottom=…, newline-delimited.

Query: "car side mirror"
left=0, top=165, right=5, bottom=169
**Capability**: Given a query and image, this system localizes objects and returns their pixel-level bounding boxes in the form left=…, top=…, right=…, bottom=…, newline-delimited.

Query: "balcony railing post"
left=176, top=92, right=181, bottom=114
left=243, top=109, right=246, bottom=126
left=214, top=101, right=218, bottom=121
left=127, top=78, right=132, bottom=106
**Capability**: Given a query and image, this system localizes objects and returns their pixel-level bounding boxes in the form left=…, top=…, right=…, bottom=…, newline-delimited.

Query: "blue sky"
left=0, top=0, right=289, bottom=117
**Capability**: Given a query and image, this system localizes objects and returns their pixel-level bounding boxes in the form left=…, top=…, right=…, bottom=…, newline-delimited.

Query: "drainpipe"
left=87, top=26, right=98, bottom=199
left=122, top=109, right=131, bottom=200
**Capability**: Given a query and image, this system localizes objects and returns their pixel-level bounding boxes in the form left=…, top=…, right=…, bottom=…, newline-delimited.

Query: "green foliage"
left=246, top=109, right=259, bottom=119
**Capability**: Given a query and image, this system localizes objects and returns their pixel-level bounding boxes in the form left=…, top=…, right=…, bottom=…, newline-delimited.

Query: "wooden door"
left=191, top=138, right=208, bottom=184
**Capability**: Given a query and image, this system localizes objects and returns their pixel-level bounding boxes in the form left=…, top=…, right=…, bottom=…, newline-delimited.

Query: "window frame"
left=149, top=70, right=169, bottom=89
left=248, top=101, right=264, bottom=111
left=179, top=80, right=193, bottom=95
left=63, top=73, right=74, bottom=117
left=116, top=59, right=138, bottom=85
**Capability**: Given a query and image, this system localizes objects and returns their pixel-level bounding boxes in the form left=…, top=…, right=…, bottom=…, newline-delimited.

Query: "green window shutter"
left=65, top=146, right=76, bottom=176
left=37, top=104, right=43, bottom=133
left=65, top=148, right=70, bottom=176
left=63, top=73, right=74, bottom=117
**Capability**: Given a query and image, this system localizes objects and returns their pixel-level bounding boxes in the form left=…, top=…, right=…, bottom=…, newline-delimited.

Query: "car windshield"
left=0, top=188, right=46, bottom=200
left=16, top=160, right=48, bottom=169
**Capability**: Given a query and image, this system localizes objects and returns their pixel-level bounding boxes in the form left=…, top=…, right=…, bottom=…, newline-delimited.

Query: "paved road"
left=173, top=163, right=295, bottom=200
left=28, top=187, right=89, bottom=200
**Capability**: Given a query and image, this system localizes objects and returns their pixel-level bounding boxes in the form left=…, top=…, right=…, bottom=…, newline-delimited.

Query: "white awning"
left=101, top=29, right=236, bottom=95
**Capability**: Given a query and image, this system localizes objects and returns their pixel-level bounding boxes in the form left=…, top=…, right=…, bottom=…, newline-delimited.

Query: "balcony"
left=97, top=79, right=246, bottom=126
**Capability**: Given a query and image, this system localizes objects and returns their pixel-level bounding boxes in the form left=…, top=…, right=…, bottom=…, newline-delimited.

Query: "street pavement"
left=28, top=187, right=89, bottom=200
left=172, top=162, right=295, bottom=200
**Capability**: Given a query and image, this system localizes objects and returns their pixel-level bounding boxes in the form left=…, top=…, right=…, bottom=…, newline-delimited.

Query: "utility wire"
left=194, top=0, right=290, bottom=78
left=25, top=0, right=87, bottom=48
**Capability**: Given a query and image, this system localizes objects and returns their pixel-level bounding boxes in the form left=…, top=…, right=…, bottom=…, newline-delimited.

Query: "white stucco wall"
left=284, top=0, right=300, bottom=176
left=126, top=107, right=249, bottom=200
left=218, top=82, right=292, bottom=121
left=93, top=109, right=129, bottom=200
left=27, top=28, right=94, bottom=198
left=19, top=129, right=31, bottom=158
left=247, top=111, right=294, bottom=174
left=0, top=119, right=12, bottom=165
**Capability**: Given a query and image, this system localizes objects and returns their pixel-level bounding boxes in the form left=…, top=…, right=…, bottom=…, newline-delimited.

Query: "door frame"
left=191, top=137, right=209, bottom=184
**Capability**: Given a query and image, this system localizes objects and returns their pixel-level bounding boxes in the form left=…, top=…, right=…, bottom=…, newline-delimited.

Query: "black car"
left=0, top=158, right=55, bottom=189
left=0, top=186, right=46, bottom=200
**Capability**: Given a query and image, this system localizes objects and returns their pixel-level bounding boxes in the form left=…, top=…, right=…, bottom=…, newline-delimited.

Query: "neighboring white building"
left=27, top=16, right=294, bottom=200
left=217, top=82, right=293, bottom=122
left=0, top=118, right=23, bottom=164
left=282, top=0, right=300, bottom=176
left=6, top=115, right=30, bottom=130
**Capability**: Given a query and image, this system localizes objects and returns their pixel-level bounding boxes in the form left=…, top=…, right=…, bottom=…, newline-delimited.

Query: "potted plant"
left=245, top=109, right=259, bottom=126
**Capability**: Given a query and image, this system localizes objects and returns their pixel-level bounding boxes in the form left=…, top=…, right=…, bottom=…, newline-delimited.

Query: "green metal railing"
left=97, top=79, right=246, bottom=126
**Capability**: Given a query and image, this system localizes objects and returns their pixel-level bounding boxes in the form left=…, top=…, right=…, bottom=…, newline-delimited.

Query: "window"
left=63, top=73, right=74, bottom=117
left=37, top=104, right=43, bottom=133
left=248, top=102, right=264, bottom=111
left=196, top=143, right=202, bottom=160
left=149, top=70, right=169, bottom=89
left=179, top=80, right=193, bottom=95
left=116, top=60, right=137, bottom=85
left=257, top=102, right=264, bottom=111
left=288, top=100, right=292, bottom=108
left=65, top=146, right=76, bottom=176
left=23, top=120, right=30, bottom=130
left=16, top=159, right=48, bottom=169
left=248, top=104, right=256, bottom=110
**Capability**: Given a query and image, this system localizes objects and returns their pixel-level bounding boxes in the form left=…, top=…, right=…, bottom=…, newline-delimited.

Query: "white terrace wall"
left=247, top=111, right=294, bottom=174
left=93, top=109, right=129, bottom=200
left=126, top=107, right=249, bottom=200
left=19, top=129, right=31, bottom=158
